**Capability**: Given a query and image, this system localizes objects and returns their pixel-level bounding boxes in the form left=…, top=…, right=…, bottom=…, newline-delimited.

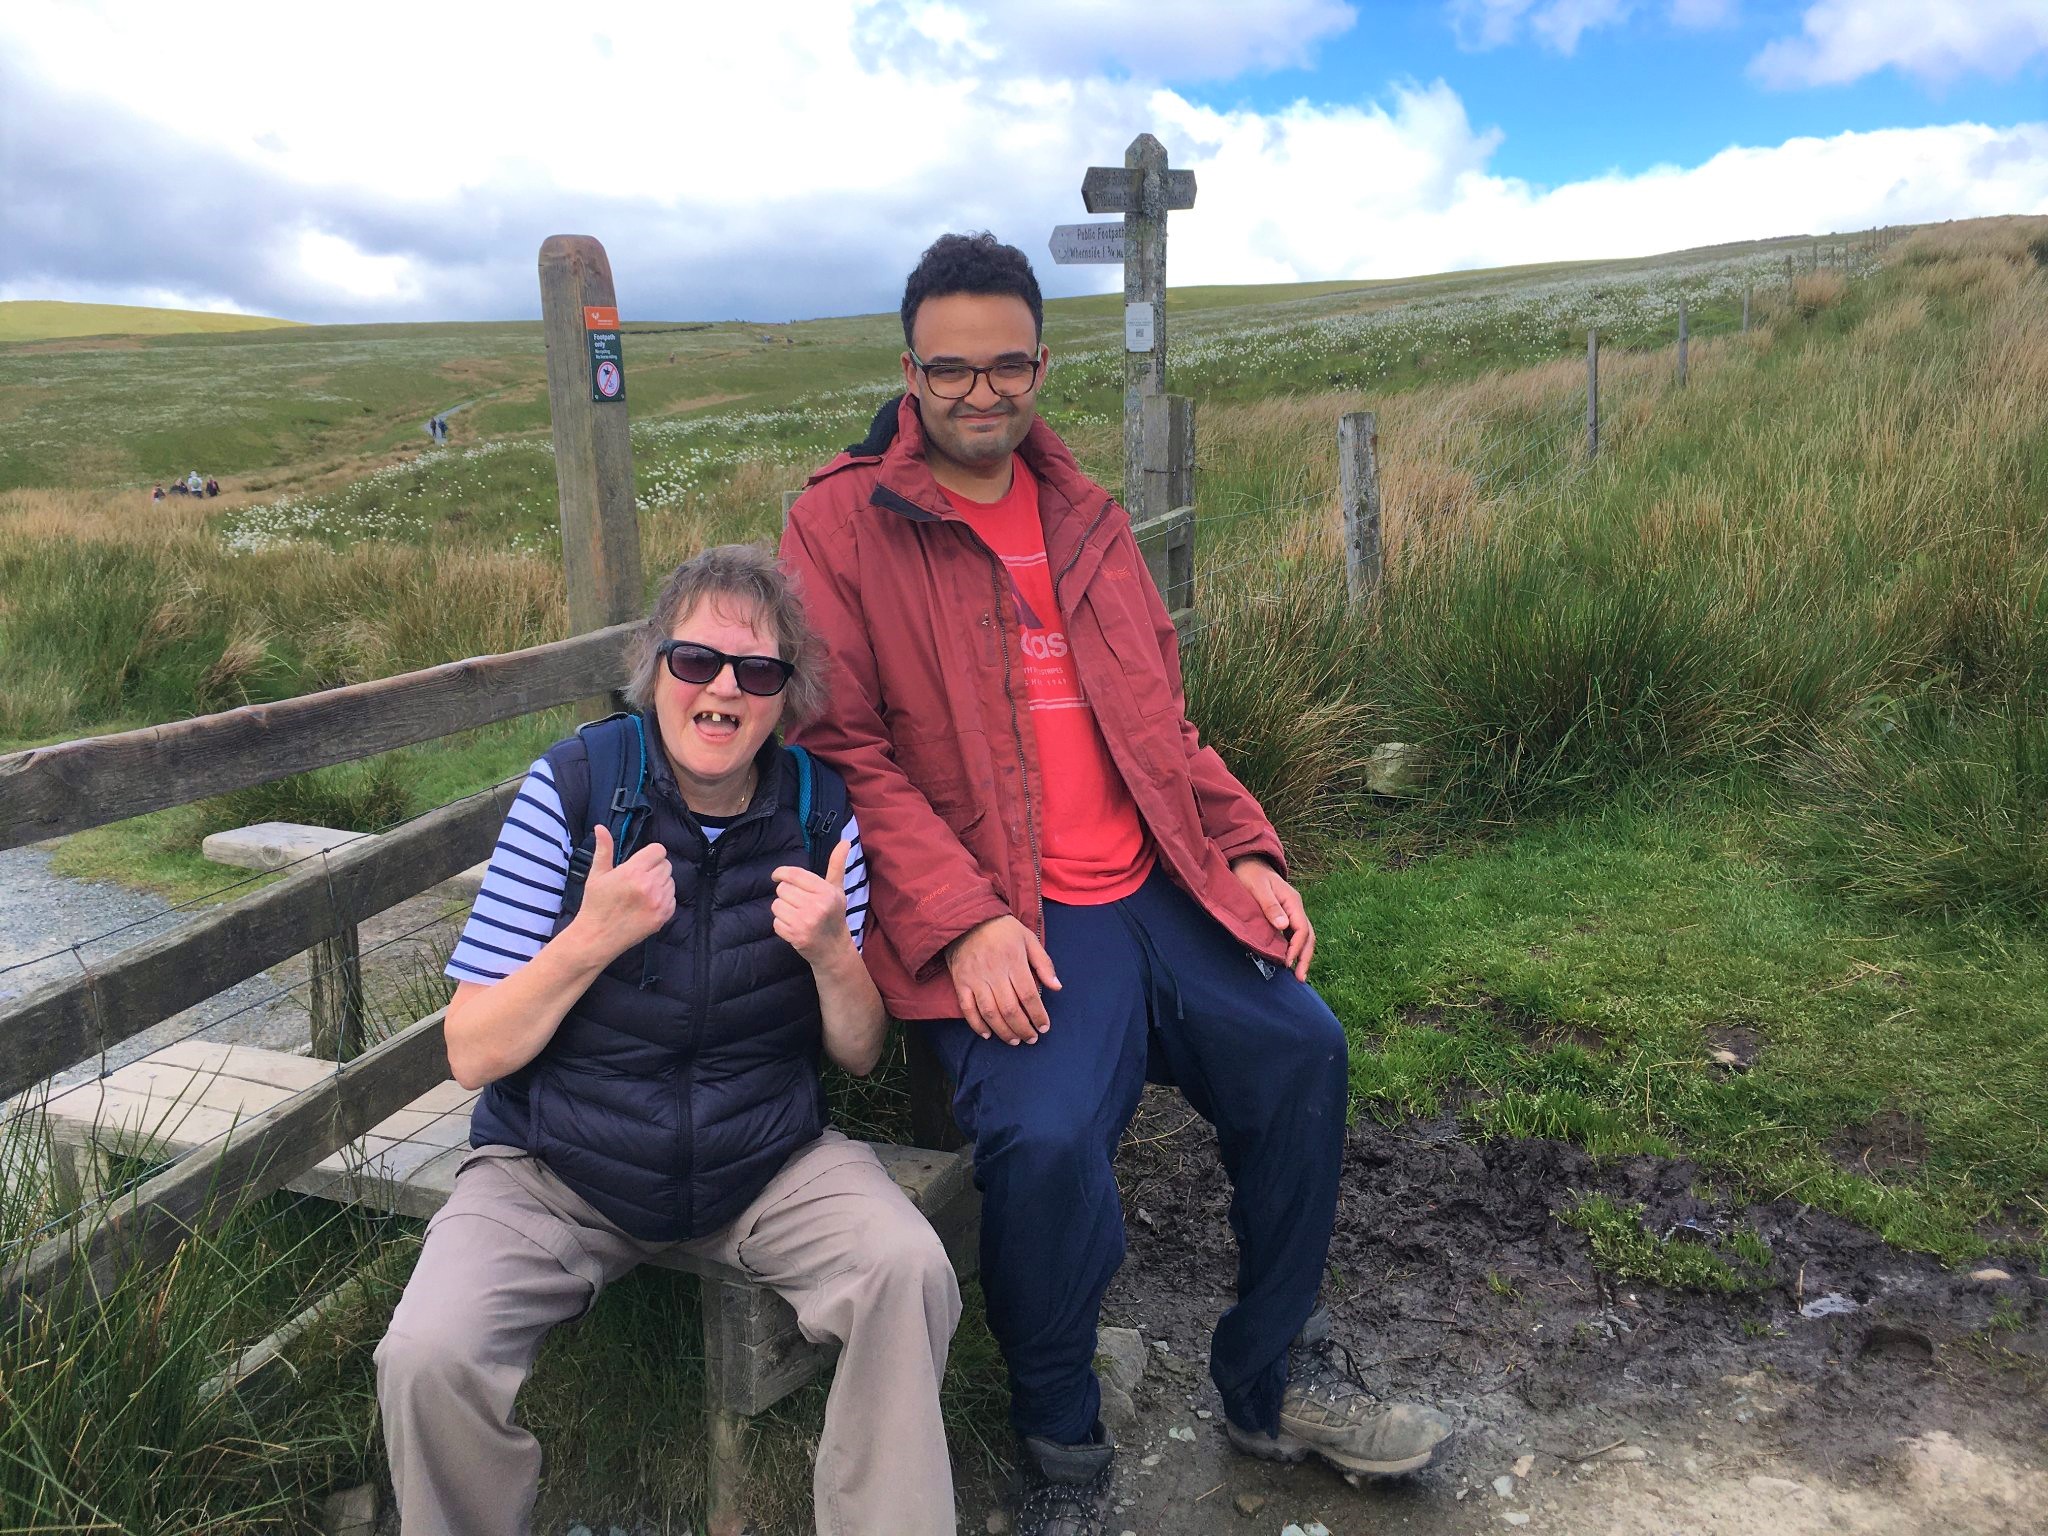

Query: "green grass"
left=1306, top=788, right=2048, bottom=1264
left=0, top=299, right=301, bottom=343
left=1558, top=1192, right=1774, bottom=1294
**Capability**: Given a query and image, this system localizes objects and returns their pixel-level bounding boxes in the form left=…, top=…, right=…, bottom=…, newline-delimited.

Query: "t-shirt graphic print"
left=938, top=454, right=1153, bottom=902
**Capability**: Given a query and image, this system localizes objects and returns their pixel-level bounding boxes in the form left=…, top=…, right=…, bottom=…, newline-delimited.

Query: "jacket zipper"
left=678, top=839, right=722, bottom=1235
left=1051, top=495, right=1117, bottom=607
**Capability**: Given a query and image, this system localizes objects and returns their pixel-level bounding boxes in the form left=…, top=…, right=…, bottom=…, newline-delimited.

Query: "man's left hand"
left=1231, top=856, right=1314, bottom=981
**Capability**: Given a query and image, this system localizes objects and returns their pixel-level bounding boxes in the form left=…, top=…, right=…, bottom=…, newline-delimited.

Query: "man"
left=781, top=233, right=1449, bottom=1533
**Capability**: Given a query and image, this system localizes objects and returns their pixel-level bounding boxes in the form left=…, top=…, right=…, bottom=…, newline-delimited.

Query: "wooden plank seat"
left=38, top=1039, right=980, bottom=1526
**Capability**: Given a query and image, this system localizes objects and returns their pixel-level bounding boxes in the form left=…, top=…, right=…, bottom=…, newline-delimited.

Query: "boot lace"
left=1013, top=1459, right=1111, bottom=1536
left=1288, top=1329, right=1378, bottom=1415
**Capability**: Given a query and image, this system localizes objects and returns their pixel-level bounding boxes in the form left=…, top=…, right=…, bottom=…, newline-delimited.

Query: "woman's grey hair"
left=622, top=544, right=828, bottom=728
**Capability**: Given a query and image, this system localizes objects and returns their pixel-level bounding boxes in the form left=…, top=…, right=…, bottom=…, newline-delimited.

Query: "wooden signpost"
left=538, top=235, right=644, bottom=718
left=1079, top=133, right=1196, bottom=512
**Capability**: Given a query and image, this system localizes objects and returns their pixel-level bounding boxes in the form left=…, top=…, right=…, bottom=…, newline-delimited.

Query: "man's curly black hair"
left=899, top=232, right=1044, bottom=348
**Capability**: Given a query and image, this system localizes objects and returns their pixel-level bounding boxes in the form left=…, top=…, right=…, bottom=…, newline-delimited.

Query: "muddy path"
left=959, top=1088, right=2048, bottom=1535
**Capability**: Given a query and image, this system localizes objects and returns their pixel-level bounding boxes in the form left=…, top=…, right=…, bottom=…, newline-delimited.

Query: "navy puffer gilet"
left=468, top=727, right=830, bottom=1242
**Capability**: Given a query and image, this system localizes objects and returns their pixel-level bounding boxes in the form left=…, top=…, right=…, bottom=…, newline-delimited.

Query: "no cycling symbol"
left=584, top=306, right=626, bottom=404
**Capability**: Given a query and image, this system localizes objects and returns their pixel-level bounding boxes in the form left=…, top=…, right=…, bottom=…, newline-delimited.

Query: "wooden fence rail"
left=0, top=784, right=515, bottom=1106
left=4, top=1011, right=449, bottom=1310
left=0, top=621, right=636, bottom=851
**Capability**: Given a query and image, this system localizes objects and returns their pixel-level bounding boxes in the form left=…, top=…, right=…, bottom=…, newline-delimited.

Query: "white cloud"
left=1162, top=111, right=2048, bottom=287
left=1668, top=0, right=1738, bottom=27
left=1, top=1, right=2042, bottom=324
left=1752, top=1, right=2048, bottom=88
left=1450, top=0, right=1740, bottom=52
left=859, top=0, right=1356, bottom=78
left=294, top=231, right=422, bottom=304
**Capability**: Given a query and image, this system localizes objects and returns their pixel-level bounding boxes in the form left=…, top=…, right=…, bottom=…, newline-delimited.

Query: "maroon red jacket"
left=779, top=394, right=1288, bottom=1020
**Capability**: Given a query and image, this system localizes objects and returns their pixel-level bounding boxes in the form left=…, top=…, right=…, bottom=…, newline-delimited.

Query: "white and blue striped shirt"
left=447, top=758, right=869, bottom=985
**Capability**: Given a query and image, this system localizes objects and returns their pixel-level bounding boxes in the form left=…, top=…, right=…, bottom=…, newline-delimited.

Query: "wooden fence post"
left=1677, top=295, right=1689, bottom=388
left=309, top=924, right=364, bottom=1062
left=539, top=235, right=644, bottom=718
left=1339, top=411, right=1381, bottom=610
left=1132, top=394, right=1196, bottom=629
left=1586, top=329, right=1599, bottom=459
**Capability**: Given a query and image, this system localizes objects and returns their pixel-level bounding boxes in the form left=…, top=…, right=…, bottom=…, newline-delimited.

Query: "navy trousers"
left=922, top=867, right=1349, bottom=1444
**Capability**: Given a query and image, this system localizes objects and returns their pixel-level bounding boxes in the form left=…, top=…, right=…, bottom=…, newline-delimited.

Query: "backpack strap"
left=563, top=712, right=653, bottom=895
left=784, top=743, right=849, bottom=877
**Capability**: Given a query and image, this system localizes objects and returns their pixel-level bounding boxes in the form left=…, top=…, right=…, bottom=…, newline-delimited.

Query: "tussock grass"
left=1178, top=219, right=2046, bottom=867
left=0, top=1128, right=395, bottom=1532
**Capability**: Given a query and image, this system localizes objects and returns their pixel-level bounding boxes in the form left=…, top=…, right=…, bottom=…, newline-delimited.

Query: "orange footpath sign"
left=583, top=305, right=619, bottom=331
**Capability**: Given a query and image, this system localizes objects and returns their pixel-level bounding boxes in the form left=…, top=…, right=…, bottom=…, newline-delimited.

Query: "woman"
left=375, top=545, right=959, bottom=1536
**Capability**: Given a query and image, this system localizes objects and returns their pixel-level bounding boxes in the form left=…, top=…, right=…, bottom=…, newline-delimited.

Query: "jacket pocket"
left=896, top=730, right=990, bottom=836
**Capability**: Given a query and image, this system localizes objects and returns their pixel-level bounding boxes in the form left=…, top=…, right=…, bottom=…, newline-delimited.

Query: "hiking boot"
left=1226, top=1308, right=1451, bottom=1476
left=1011, top=1427, right=1115, bottom=1536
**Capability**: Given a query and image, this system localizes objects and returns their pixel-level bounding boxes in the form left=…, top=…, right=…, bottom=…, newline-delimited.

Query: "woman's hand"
left=771, top=839, right=855, bottom=965
left=564, top=824, right=675, bottom=963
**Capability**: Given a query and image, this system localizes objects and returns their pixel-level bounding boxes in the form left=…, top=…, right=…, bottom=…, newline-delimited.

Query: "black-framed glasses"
left=910, top=349, right=1044, bottom=400
left=658, top=639, right=795, bottom=697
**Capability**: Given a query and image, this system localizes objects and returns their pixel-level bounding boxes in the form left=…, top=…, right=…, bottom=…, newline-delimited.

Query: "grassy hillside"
left=0, top=299, right=300, bottom=343
left=0, top=231, right=1843, bottom=493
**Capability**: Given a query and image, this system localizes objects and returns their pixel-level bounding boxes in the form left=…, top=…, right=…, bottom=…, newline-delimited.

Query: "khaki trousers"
left=375, top=1131, right=961, bottom=1536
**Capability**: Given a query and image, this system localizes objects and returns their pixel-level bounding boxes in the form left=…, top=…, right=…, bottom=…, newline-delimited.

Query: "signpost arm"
left=539, top=235, right=643, bottom=720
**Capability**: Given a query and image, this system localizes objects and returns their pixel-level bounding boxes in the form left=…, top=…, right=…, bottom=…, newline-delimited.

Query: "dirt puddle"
left=957, top=1088, right=2047, bottom=1535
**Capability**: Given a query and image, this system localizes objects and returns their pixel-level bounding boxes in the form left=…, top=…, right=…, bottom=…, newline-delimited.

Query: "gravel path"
left=1, top=844, right=467, bottom=1107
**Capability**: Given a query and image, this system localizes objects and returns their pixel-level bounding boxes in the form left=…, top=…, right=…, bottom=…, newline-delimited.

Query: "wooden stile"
left=5, top=1011, right=450, bottom=1311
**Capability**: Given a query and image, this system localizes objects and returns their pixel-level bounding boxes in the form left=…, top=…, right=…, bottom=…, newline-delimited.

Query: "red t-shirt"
left=938, top=456, right=1154, bottom=904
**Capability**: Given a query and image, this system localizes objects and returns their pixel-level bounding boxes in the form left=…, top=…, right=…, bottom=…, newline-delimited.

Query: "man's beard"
left=925, top=397, right=1028, bottom=466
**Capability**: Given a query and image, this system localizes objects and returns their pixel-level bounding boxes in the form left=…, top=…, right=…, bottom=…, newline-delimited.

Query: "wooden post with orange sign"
left=539, top=235, right=643, bottom=716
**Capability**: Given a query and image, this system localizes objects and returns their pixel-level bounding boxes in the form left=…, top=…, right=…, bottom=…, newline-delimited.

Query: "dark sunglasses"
left=657, top=639, right=795, bottom=697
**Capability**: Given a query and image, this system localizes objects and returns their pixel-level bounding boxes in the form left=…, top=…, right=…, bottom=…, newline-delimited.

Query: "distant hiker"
left=150, top=484, right=165, bottom=502
left=781, top=232, right=1452, bottom=1536
left=205, top=477, right=220, bottom=498
left=186, top=470, right=204, bottom=496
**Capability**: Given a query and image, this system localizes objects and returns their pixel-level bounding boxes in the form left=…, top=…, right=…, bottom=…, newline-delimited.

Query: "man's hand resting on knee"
left=946, top=915, right=1062, bottom=1046
left=1231, top=855, right=1316, bottom=981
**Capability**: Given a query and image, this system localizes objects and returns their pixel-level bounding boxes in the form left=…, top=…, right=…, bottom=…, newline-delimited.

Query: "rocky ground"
left=947, top=1088, right=2047, bottom=1536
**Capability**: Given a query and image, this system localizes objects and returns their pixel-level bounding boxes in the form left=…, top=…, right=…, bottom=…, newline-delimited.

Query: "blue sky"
left=1231, top=3, right=2048, bottom=185
left=1, top=0, right=2043, bottom=322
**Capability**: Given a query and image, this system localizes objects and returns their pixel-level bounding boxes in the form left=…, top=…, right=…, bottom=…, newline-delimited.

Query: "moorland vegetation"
left=0, top=218, right=2042, bottom=1532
